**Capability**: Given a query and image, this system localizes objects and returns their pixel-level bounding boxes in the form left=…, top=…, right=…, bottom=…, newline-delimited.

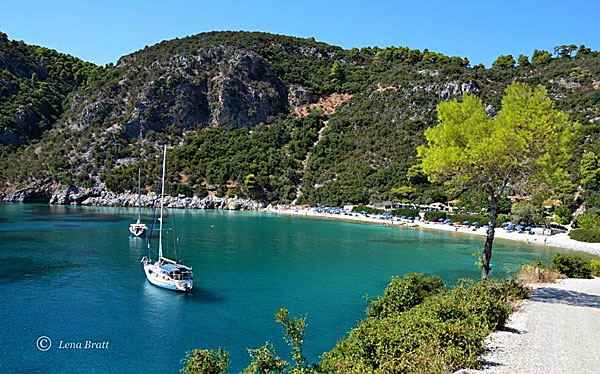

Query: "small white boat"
left=141, top=145, right=193, bottom=292
left=129, top=168, right=147, bottom=237
left=129, top=219, right=147, bottom=237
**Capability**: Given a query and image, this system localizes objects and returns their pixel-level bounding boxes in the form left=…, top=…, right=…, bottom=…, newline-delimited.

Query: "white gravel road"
left=459, top=278, right=600, bottom=374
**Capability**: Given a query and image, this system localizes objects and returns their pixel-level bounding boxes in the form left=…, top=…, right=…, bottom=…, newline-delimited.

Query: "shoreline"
left=266, top=207, right=600, bottom=257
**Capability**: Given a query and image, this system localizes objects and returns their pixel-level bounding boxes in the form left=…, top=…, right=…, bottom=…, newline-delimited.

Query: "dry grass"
left=517, top=264, right=566, bottom=284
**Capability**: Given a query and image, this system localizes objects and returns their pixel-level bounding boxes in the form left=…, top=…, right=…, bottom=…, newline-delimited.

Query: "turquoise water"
left=0, top=204, right=565, bottom=373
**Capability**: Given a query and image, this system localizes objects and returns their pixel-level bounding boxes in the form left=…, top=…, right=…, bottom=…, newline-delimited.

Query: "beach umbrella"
left=516, top=225, right=524, bottom=230
left=463, top=220, right=470, bottom=224
left=472, top=222, right=478, bottom=226
left=444, top=218, right=451, bottom=223
left=361, top=211, right=367, bottom=214
left=408, top=217, right=413, bottom=220
left=525, top=226, right=532, bottom=231
left=501, top=222, right=509, bottom=227
left=401, top=216, right=406, bottom=219
left=438, top=218, right=445, bottom=222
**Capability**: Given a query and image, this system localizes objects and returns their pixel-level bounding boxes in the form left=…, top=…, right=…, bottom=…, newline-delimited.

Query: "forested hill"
left=1, top=31, right=599, bottom=208
left=0, top=32, right=102, bottom=146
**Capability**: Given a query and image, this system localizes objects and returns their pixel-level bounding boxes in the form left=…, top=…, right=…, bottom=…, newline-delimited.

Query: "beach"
left=457, top=277, right=600, bottom=374
left=267, top=206, right=600, bottom=257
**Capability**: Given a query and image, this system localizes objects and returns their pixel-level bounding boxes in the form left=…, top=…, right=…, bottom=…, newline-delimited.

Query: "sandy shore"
left=266, top=207, right=600, bottom=257
left=457, top=278, right=600, bottom=374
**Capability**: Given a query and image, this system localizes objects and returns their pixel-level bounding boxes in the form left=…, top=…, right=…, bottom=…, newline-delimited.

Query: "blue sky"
left=2, top=1, right=599, bottom=67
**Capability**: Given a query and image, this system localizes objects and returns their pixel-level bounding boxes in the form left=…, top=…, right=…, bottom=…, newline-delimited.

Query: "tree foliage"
left=492, top=55, right=515, bottom=69
left=418, top=83, right=571, bottom=277
left=180, top=348, right=230, bottom=374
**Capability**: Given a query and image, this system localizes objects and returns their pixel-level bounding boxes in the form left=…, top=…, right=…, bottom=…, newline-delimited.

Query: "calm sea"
left=0, top=204, right=564, bottom=373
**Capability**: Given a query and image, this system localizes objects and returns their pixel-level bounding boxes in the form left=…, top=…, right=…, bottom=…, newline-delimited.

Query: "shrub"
left=424, top=211, right=447, bottom=221
left=352, top=205, right=382, bottom=214
left=569, top=228, right=600, bottom=243
left=392, top=208, right=420, bottom=217
left=496, top=213, right=512, bottom=225
left=575, top=213, right=600, bottom=231
left=590, top=259, right=600, bottom=277
left=366, top=273, right=445, bottom=318
left=351, top=205, right=419, bottom=217
left=511, top=201, right=544, bottom=225
left=320, top=275, right=530, bottom=373
left=517, top=261, right=565, bottom=283
left=448, top=214, right=490, bottom=226
left=552, top=253, right=593, bottom=279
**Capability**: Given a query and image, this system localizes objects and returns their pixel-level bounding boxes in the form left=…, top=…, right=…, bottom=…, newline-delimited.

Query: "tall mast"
left=158, top=145, right=166, bottom=259
left=137, top=167, right=142, bottom=222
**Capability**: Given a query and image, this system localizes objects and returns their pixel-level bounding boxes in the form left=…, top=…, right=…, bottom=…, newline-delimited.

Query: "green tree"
left=580, top=152, right=600, bottom=190
left=391, top=185, right=417, bottom=201
left=406, top=164, right=429, bottom=185
left=180, top=348, right=230, bottom=374
left=554, top=205, right=573, bottom=225
left=577, top=213, right=600, bottom=231
left=554, top=44, right=577, bottom=58
left=244, top=173, right=257, bottom=190
left=511, top=201, right=544, bottom=225
left=329, top=61, right=345, bottom=89
left=576, top=44, right=592, bottom=58
left=418, top=83, right=571, bottom=278
left=517, top=54, right=530, bottom=67
left=532, top=49, right=552, bottom=65
left=492, top=54, right=515, bottom=69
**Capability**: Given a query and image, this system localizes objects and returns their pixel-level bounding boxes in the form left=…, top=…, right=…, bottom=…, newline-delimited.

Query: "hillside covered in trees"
left=1, top=31, right=599, bottom=212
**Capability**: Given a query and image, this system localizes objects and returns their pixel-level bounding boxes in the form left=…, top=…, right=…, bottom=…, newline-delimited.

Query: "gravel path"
left=459, top=278, right=600, bottom=374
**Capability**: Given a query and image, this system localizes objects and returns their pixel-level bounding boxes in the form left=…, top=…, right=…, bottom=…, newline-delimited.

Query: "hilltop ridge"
left=1, top=31, right=599, bottom=208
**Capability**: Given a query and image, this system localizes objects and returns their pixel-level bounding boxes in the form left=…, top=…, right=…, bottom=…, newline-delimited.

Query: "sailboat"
left=129, top=168, right=148, bottom=237
left=141, top=145, right=193, bottom=292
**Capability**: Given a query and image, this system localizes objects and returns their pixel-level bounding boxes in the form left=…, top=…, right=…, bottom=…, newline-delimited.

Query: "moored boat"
left=129, top=168, right=147, bottom=237
left=140, top=145, right=193, bottom=292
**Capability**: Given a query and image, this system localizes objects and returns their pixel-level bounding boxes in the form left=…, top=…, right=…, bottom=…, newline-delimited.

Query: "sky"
left=2, top=1, right=600, bottom=67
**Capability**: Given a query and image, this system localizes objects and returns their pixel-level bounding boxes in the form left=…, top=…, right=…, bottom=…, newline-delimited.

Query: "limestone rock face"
left=66, top=46, right=289, bottom=137
left=2, top=178, right=55, bottom=203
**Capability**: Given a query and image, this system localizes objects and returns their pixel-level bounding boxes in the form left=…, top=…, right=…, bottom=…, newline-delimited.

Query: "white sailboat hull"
left=143, top=262, right=193, bottom=292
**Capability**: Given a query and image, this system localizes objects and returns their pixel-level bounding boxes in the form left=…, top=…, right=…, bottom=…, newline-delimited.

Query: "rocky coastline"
left=2, top=185, right=264, bottom=211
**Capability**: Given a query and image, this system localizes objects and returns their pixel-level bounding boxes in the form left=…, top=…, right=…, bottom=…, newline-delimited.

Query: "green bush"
left=448, top=214, right=490, bottom=226
left=367, top=273, right=445, bottom=318
left=552, top=253, right=593, bottom=279
left=320, top=275, right=530, bottom=373
left=569, top=228, right=600, bottom=243
left=424, top=211, right=447, bottom=221
left=352, top=205, right=381, bottom=214
left=575, top=214, right=600, bottom=231
left=590, top=259, right=600, bottom=277
left=392, top=208, right=420, bottom=217
left=496, top=214, right=512, bottom=225
left=554, top=205, right=573, bottom=225
left=351, top=205, right=418, bottom=218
